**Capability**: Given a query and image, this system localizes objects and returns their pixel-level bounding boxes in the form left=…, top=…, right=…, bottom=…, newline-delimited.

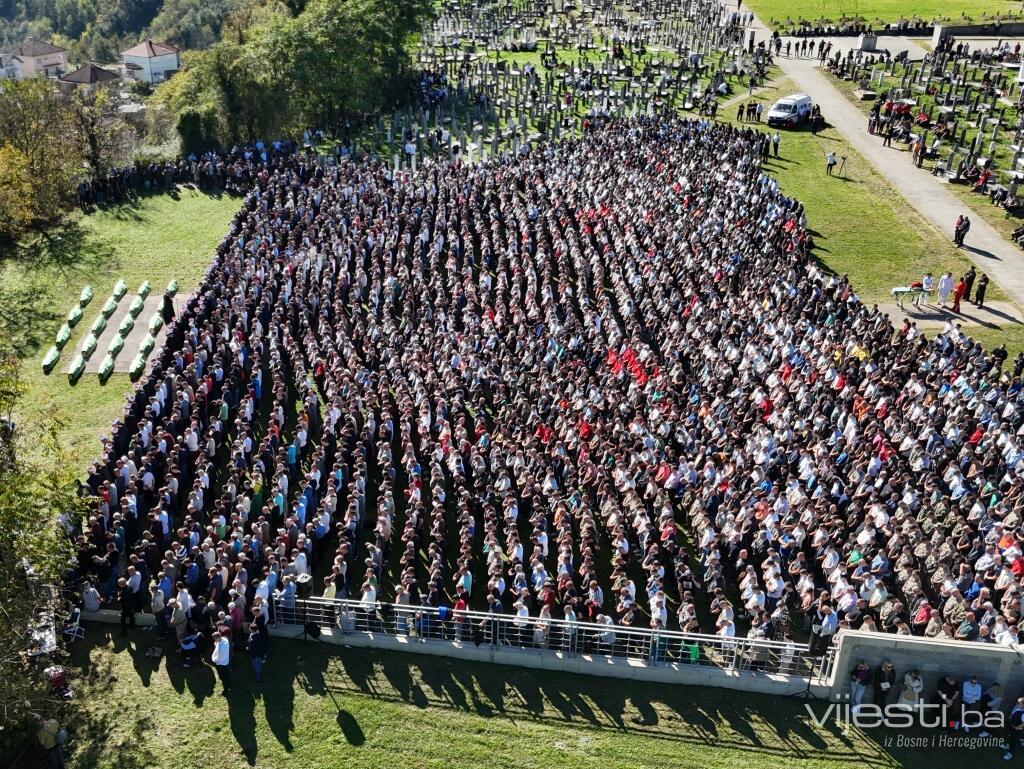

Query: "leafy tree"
left=68, top=87, right=138, bottom=177
left=148, top=0, right=433, bottom=147
left=0, top=343, right=81, bottom=741
left=0, top=80, right=82, bottom=227
left=0, top=145, right=35, bottom=241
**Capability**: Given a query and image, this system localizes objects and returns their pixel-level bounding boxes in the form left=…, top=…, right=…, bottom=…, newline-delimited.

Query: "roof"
left=59, top=63, right=120, bottom=85
left=2, top=37, right=66, bottom=57
left=121, top=39, right=179, bottom=59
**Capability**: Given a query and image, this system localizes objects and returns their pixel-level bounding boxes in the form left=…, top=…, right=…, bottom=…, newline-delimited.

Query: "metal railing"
left=273, top=596, right=837, bottom=683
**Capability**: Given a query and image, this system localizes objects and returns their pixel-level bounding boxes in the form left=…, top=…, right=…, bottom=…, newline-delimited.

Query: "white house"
left=0, top=37, right=66, bottom=77
left=0, top=53, right=23, bottom=80
left=120, top=39, right=179, bottom=85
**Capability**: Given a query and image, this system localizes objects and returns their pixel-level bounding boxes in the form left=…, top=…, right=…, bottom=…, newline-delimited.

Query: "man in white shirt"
left=960, top=674, right=982, bottom=732
left=211, top=631, right=231, bottom=694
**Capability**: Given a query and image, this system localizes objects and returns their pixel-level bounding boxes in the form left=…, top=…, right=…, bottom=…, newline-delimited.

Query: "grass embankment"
left=722, top=77, right=1024, bottom=354
left=0, top=188, right=241, bottom=467
left=53, top=626, right=966, bottom=769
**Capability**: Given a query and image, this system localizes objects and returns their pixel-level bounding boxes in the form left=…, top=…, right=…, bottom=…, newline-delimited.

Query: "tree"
left=68, top=86, right=138, bottom=177
left=0, top=145, right=35, bottom=241
left=150, top=0, right=434, bottom=148
left=0, top=79, right=82, bottom=226
left=0, top=342, right=82, bottom=741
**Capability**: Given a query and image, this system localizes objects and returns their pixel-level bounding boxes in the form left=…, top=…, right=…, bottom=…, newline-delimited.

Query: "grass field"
left=745, top=0, right=1020, bottom=27
left=723, top=78, right=1024, bottom=354
left=723, top=80, right=995, bottom=297
left=46, top=626, right=981, bottom=769
left=0, top=188, right=241, bottom=467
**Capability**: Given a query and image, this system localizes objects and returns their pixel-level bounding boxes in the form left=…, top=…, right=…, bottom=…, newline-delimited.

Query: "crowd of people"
left=66, top=113, right=1024, bottom=676
left=74, top=140, right=300, bottom=209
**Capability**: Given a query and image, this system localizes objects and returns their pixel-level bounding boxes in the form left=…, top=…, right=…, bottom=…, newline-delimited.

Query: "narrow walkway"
left=745, top=19, right=1024, bottom=308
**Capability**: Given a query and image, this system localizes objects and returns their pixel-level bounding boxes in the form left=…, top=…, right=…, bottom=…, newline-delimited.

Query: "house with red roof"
left=120, top=39, right=180, bottom=84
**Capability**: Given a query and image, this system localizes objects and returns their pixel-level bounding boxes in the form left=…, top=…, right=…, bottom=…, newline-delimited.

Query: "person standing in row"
left=964, top=266, right=976, bottom=302
left=1003, top=697, right=1024, bottom=761
left=849, top=661, right=871, bottom=709
left=247, top=622, right=268, bottom=683
left=937, top=271, right=953, bottom=308
left=211, top=631, right=231, bottom=695
left=873, top=660, right=896, bottom=706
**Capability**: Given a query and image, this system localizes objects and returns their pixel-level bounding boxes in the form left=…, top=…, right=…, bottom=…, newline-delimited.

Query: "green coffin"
left=98, top=354, right=115, bottom=383
left=67, top=305, right=83, bottom=327
left=55, top=324, right=72, bottom=349
left=128, top=353, right=146, bottom=381
left=81, top=333, right=97, bottom=360
left=42, top=346, right=60, bottom=374
left=101, top=296, right=118, bottom=318
left=118, top=315, right=134, bottom=336
left=112, top=279, right=128, bottom=299
left=137, top=281, right=151, bottom=300
left=68, top=353, right=86, bottom=383
left=79, top=285, right=93, bottom=307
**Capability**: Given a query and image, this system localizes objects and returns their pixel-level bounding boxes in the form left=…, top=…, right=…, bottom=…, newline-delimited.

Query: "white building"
left=0, top=37, right=66, bottom=78
left=121, top=40, right=179, bottom=85
left=0, top=53, right=23, bottom=80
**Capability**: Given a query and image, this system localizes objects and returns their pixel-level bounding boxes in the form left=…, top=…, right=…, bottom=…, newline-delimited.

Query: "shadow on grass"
left=3, top=222, right=114, bottom=275
left=0, top=283, right=61, bottom=356
left=80, top=184, right=236, bottom=219
left=68, top=631, right=905, bottom=768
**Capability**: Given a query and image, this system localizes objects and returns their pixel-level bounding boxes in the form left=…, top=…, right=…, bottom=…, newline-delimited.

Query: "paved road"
left=744, top=20, right=1024, bottom=309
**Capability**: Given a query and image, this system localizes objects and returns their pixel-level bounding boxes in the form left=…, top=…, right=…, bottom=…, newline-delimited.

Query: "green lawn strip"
left=744, top=0, right=1019, bottom=29
left=0, top=188, right=241, bottom=467
left=718, top=78, right=991, bottom=304
left=64, top=628, right=954, bottom=769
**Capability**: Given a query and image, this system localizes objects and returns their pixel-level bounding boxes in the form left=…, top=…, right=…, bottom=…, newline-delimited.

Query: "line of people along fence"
left=272, top=596, right=837, bottom=683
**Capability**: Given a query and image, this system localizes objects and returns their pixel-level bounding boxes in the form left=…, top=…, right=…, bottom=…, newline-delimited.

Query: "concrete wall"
left=828, top=630, right=1024, bottom=708
left=83, top=610, right=1024, bottom=706
left=933, top=23, right=1024, bottom=46
left=81, top=610, right=828, bottom=696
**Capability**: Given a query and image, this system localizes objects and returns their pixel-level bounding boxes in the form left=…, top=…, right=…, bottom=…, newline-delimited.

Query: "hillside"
left=0, top=0, right=242, bottom=61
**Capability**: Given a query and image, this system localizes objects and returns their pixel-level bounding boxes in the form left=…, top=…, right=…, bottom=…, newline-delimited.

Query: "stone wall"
left=828, top=630, right=1024, bottom=709
left=933, top=23, right=1024, bottom=46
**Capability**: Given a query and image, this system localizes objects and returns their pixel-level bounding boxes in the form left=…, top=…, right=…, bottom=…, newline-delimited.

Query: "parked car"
left=766, top=93, right=812, bottom=128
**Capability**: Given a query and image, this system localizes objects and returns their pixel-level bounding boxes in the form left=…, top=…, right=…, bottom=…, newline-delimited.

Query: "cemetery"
left=825, top=34, right=1024, bottom=236
left=12, top=1, right=1024, bottom=768
left=345, top=0, right=771, bottom=167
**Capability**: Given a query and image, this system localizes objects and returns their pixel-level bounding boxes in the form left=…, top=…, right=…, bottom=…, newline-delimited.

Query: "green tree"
left=0, top=145, right=35, bottom=241
left=0, top=79, right=82, bottom=227
left=68, top=87, right=138, bottom=177
left=0, top=344, right=81, bottom=740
